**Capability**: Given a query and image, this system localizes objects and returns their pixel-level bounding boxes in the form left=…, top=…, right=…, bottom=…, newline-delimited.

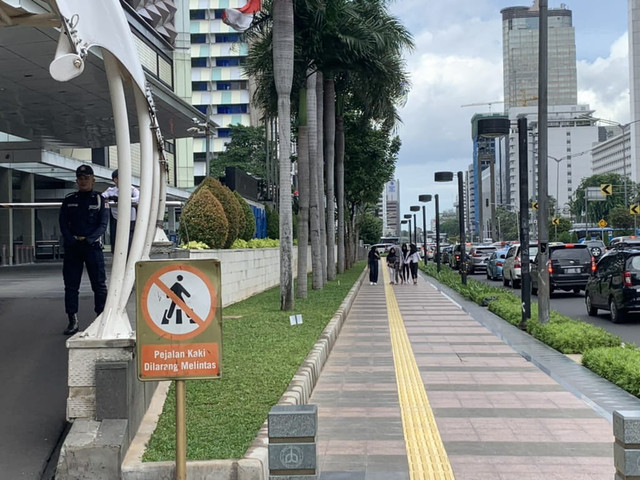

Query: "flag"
left=222, top=0, right=261, bottom=32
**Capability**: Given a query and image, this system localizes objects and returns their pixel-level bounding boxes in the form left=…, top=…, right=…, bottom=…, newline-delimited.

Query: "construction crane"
left=460, top=100, right=504, bottom=113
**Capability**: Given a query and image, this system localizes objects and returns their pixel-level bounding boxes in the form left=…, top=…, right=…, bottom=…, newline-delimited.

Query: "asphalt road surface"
left=472, top=269, right=640, bottom=346
left=0, top=262, right=105, bottom=479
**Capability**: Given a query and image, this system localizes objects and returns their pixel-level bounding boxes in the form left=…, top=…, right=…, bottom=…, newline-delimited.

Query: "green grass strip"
left=143, top=262, right=365, bottom=462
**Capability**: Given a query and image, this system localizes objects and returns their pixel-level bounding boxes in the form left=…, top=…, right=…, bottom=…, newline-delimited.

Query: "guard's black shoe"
left=63, top=314, right=79, bottom=335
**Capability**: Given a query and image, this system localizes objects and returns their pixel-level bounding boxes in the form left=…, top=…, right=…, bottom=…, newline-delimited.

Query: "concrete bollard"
left=613, top=410, right=640, bottom=480
left=268, top=404, right=317, bottom=479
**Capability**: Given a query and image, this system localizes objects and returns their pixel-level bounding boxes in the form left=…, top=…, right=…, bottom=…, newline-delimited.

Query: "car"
left=583, top=240, right=606, bottom=260
left=585, top=247, right=640, bottom=323
left=440, top=245, right=453, bottom=265
left=531, top=243, right=594, bottom=295
left=467, top=245, right=497, bottom=274
left=609, top=236, right=640, bottom=249
left=486, top=248, right=509, bottom=280
left=502, top=243, right=539, bottom=288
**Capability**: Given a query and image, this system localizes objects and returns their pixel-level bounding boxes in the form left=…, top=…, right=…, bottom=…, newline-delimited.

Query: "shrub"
left=178, top=189, right=228, bottom=249
left=583, top=346, right=640, bottom=396
left=527, top=317, right=621, bottom=354
left=196, top=178, right=244, bottom=248
left=231, top=238, right=280, bottom=249
left=266, top=204, right=279, bottom=239
left=234, top=191, right=256, bottom=241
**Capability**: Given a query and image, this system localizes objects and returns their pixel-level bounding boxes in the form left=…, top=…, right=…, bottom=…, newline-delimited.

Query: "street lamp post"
left=403, top=214, right=412, bottom=244
left=434, top=194, right=441, bottom=272
left=435, top=170, right=467, bottom=285
left=418, top=195, right=432, bottom=265
left=410, top=205, right=420, bottom=246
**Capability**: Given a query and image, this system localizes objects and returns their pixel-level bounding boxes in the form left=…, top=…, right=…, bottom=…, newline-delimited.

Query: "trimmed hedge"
left=178, top=189, right=228, bottom=249
left=195, top=178, right=244, bottom=248
left=234, top=191, right=256, bottom=241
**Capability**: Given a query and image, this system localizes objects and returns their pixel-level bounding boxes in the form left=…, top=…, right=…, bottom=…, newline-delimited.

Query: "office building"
left=501, top=4, right=577, bottom=111
left=189, top=1, right=253, bottom=185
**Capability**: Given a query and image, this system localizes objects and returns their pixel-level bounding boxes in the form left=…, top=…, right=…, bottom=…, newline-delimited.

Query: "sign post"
left=136, top=259, right=222, bottom=480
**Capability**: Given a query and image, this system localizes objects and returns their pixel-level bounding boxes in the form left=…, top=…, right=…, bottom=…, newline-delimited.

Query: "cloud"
left=577, top=33, right=630, bottom=123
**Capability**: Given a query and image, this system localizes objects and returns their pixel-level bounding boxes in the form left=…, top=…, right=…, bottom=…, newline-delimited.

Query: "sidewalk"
left=309, top=264, right=639, bottom=480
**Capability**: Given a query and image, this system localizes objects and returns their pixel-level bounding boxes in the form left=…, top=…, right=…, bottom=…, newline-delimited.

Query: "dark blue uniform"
left=59, top=190, right=109, bottom=316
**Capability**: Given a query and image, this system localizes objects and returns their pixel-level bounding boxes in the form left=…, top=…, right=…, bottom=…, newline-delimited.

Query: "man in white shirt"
left=102, top=169, right=139, bottom=251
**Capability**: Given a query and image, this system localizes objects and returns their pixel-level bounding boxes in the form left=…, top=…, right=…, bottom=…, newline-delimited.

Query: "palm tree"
left=272, top=0, right=295, bottom=310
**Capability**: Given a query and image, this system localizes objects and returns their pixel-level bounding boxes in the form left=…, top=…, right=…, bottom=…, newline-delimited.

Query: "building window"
left=194, top=105, right=208, bottom=114
left=191, top=57, right=207, bottom=68
left=192, top=81, right=208, bottom=91
left=213, top=9, right=225, bottom=19
left=215, top=33, right=240, bottom=43
left=216, top=57, right=244, bottom=67
left=217, top=82, right=231, bottom=90
left=217, top=128, right=232, bottom=138
left=190, top=10, right=206, bottom=20
left=191, top=33, right=207, bottom=44
left=217, top=104, right=248, bottom=114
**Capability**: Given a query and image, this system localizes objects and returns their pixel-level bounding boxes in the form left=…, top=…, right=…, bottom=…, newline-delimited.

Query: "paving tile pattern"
left=310, top=274, right=616, bottom=479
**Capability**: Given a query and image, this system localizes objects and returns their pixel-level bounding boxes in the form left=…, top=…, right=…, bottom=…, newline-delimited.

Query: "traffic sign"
left=631, top=204, right=640, bottom=215
left=601, top=184, right=613, bottom=196
left=531, top=202, right=538, bottom=210
left=598, top=219, right=607, bottom=228
left=552, top=218, right=560, bottom=226
left=136, top=259, right=222, bottom=381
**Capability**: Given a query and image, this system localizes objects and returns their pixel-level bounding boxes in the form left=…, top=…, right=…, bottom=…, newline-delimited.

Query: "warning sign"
left=136, top=260, right=222, bottom=381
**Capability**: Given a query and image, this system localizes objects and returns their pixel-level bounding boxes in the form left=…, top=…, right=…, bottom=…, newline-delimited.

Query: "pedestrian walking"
left=102, top=169, right=139, bottom=252
left=400, top=243, right=410, bottom=284
left=368, top=246, right=380, bottom=285
left=405, top=243, right=421, bottom=284
left=387, top=246, right=401, bottom=285
left=59, top=164, right=109, bottom=335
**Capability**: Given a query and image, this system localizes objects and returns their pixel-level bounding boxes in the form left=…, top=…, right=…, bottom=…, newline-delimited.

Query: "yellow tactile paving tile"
left=382, top=266, right=456, bottom=480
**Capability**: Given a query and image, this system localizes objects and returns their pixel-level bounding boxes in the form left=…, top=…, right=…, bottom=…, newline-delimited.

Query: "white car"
left=502, top=243, right=539, bottom=288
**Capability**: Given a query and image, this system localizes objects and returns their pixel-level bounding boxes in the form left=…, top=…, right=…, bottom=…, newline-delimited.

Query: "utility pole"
left=537, top=0, right=550, bottom=324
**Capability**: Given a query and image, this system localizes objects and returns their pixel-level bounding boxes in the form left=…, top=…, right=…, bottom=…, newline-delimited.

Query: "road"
left=470, top=269, right=640, bottom=346
left=0, top=262, right=107, bottom=480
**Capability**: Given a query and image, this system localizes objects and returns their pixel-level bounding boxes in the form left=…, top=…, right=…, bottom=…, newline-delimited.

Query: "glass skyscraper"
left=501, top=5, right=577, bottom=111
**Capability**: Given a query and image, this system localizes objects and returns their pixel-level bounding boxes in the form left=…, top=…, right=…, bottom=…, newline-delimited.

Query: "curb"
left=122, top=268, right=366, bottom=480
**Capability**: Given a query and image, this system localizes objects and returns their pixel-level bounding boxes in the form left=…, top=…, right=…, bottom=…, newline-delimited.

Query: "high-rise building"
left=189, top=2, right=253, bottom=184
left=378, top=180, right=400, bottom=238
left=501, top=3, right=577, bottom=111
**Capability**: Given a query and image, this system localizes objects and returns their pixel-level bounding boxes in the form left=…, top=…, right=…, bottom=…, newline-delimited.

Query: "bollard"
left=268, top=404, right=317, bottom=479
left=1, top=244, right=6, bottom=266
left=613, top=410, right=640, bottom=480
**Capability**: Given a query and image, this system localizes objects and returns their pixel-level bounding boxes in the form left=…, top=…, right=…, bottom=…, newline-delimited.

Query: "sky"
left=388, top=0, right=630, bottom=219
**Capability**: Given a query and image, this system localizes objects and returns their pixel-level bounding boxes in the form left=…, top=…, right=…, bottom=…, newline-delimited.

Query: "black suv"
left=585, top=248, right=640, bottom=323
left=531, top=243, right=593, bottom=295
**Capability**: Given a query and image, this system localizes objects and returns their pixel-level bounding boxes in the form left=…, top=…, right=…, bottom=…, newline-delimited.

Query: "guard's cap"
left=111, top=169, right=118, bottom=179
left=76, top=165, right=94, bottom=177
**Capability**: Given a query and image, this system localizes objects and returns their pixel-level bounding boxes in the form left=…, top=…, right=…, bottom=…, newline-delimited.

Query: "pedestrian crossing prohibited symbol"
left=136, top=259, right=222, bottom=381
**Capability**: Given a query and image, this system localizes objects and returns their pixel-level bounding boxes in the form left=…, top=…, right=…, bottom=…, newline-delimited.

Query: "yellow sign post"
left=531, top=201, right=539, bottom=211
left=631, top=204, right=640, bottom=215
left=601, top=184, right=613, bottom=196
left=552, top=218, right=560, bottom=226
left=136, top=259, right=222, bottom=480
left=598, top=219, right=607, bottom=228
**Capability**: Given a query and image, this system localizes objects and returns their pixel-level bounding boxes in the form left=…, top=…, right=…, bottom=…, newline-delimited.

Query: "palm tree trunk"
left=316, top=72, right=327, bottom=285
left=307, top=70, right=322, bottom=290
left=324, top=77, right=336, bottom=279
left=296, top=122, right=309, bottom=298
left=336, top=113, right=345, bottom=274
left=273, top=0, right=294, bottom=310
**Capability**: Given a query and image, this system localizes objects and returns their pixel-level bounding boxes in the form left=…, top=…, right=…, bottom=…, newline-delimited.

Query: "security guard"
left=59, top=164, right=109, bottom=335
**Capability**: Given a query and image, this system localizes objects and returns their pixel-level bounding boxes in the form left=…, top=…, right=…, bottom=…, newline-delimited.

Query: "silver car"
left=502, top=243, right=539, bottom=288
left=467, top=245, right=497, bottom=274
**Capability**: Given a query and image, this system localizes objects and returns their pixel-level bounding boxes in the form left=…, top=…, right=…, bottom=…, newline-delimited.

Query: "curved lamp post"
left=418, top=195, right=432, bottom=265
left=435, top=170, right=467, bottom=285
